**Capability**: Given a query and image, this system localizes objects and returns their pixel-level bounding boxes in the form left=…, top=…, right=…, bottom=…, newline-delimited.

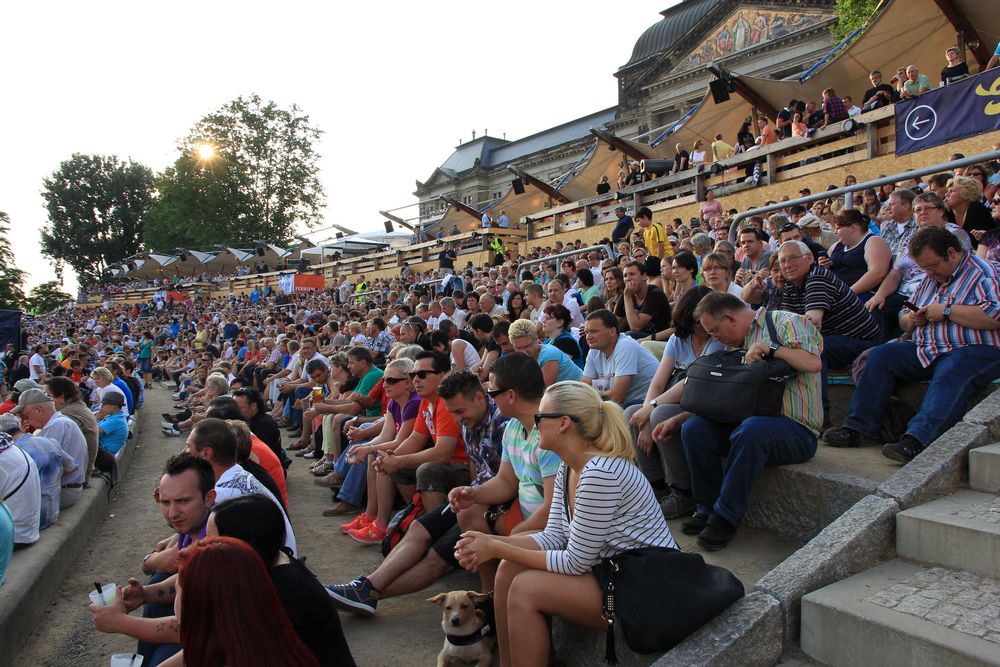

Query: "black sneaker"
left=681, top=513, right=709, bottom=536
left=325, top=576, right=378, bottom=616
left=823, top=426, right=879, bottom=448
left=882, top=434, right=925, bottom=464
left=697, top=514, right=737, bottom=551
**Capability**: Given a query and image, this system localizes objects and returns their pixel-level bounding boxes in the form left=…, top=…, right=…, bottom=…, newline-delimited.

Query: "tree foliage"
left=832, top=0, right=879, bottom=39
left=40, top=154, right=155, bottom=286
left=26, top=280, right=71, bottom=315
left=0, top=211, right=27, bottom=310
left=144, top=94, right=325, bottom=252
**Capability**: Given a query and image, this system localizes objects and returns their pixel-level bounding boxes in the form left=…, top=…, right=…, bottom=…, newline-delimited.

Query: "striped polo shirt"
left=910, top=252, right=1000, bottom=367
left=781, top=264, right=881, bottom=342
left=745, top=309, right=824, bottom=435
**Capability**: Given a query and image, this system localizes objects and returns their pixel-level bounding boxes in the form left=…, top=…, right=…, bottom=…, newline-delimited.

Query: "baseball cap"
left=13, top=379, right=42, bottom=393
left=11, top=388, right=53, bottom=414
left=101, top=392, right=125, bottom=407
left=797, top=213, right=821, bottom=229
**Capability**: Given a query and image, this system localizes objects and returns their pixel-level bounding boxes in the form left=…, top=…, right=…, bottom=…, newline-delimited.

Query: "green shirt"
left=355, top=366, right=384, bottom=417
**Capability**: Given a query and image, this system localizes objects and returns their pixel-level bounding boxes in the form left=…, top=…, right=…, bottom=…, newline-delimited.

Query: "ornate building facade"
left=414, top=0, right=837, bottom=230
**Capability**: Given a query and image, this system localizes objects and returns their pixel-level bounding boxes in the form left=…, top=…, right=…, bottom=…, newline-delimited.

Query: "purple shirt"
left=388, top=393, right=421, bottom=433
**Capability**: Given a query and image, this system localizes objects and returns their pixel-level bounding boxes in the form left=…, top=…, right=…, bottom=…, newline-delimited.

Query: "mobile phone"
left=902, top=300, right=919, bottom=312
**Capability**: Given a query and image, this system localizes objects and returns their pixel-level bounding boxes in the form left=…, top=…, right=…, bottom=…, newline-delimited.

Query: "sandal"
left=287, top=440, right=309, bottom=451
left=311, top=460, right=335, bottom=476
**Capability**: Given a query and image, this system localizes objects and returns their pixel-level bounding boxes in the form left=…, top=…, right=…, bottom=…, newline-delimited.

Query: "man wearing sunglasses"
left=449, top=353, right=561, bottom=593
left=327, top=351, right=471, bottom=617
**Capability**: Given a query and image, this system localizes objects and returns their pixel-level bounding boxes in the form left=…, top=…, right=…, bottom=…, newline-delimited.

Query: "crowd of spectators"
left=3, top=45, right=1000, bottom=664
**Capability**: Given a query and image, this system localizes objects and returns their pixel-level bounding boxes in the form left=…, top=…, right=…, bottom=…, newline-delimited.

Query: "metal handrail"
left=511, top=244, right=616, bottom=281
left=728, top=149, right=1000, bottom=242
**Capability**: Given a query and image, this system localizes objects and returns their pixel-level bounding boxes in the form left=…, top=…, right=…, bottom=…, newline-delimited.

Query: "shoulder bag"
left=680, top=310, right=796, bottom=423
left=592, top=547, right=744, bottom=662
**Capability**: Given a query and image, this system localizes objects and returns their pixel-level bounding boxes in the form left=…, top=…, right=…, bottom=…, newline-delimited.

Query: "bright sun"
left=196, top=143, right=215, bottom=160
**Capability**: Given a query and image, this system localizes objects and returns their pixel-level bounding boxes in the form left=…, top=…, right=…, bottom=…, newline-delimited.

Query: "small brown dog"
left=427, top=590, right=495, bottom=666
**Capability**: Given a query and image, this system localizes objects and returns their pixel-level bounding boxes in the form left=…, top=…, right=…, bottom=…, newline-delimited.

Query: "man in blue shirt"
left=611, top=206, right=634, bottom=244
left=96, top=393, right=129, bottom=455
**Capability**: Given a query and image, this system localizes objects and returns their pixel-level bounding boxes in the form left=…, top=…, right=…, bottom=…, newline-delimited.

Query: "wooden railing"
left=524, top=105, right=897, bottom=239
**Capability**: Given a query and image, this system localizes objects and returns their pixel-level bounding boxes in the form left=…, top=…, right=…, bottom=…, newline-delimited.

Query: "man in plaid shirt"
left=365, top=317, right=395, bottom=366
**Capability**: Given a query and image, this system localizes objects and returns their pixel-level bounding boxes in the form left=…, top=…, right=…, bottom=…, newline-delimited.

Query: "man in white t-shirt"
left=29, top=344, right=48, bottom=380
left=186, top=418, right=297, bottom=555
left=581, top=310, right=659, bottom=408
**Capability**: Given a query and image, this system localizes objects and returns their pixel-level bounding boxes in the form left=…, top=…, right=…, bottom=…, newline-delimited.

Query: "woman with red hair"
left=175, top=536, right=319, bottom=667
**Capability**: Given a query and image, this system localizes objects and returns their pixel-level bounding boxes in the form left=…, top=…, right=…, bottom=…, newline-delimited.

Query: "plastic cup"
left=89, top=583, right=117, bottom=606
left=312, top=386, right=323, bottom=402
left=110, top=654, right=144, bottom=667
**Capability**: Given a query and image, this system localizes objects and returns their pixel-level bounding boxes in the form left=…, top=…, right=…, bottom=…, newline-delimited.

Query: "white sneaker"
left=162, top=425, right=182, bottom=437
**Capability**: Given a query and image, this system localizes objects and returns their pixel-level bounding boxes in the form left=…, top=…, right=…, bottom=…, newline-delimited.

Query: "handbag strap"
left=601, top=558, right=619, bottom=665
left=763, top=309, right=784, bottom=347
left=1, top=447, right=32, bottom=502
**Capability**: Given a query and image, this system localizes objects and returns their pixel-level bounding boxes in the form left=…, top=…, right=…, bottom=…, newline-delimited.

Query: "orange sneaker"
left=348, top=521, right=386, bottom=545
left=340, top=513, right=372, bottom=535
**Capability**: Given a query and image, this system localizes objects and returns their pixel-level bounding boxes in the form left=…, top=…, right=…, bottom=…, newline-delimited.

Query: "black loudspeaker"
left=179, top=253, right=188, bottom=262
left=710, top=78, right=731, bottom=104
left=257, top=246, right=266, bottom=256
left=640, top=159, right=673, bottom=175
left=511, top=178, right=525, bottom=195
left=384, top=220, right=394, bottom=233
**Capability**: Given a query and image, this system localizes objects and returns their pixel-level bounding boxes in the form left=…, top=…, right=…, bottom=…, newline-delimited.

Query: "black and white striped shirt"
left=531, top=456, right=678, bottom=574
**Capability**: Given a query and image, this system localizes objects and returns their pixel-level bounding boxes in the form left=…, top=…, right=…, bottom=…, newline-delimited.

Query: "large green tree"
left=144, top=94, right=325, bottom=251
left=0, top=211, right=27, bottom=309
left=26, top=280, right=71, bottom=314
left=832, top=0, right=879, bottom=39
left=40, top=154, right=155, bottom=286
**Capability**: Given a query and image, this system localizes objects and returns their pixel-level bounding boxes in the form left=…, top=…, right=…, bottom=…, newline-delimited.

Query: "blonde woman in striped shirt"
left=455, top=381, right=676, bottom=667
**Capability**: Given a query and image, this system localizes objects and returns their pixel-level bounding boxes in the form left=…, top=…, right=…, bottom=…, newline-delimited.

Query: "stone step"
left=801, top=560, right=1000, bottom=667
left=896, top=489, right=1000, bottom=579
left=971, top=444, right=1000, bottom=494
left=743, top=444, right=897, bottom=546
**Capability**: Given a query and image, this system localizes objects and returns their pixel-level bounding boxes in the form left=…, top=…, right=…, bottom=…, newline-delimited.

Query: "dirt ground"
left=14, top=387, right=462, bottom=667
left=15, top=387, right=794, bottom=667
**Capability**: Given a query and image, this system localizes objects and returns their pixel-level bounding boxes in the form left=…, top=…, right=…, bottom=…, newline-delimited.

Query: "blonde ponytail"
left=544, top=381, right=636, bottom=461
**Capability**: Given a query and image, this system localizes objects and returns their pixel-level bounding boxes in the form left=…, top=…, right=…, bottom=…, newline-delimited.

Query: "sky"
left=0, top=1, right=672, bottom=295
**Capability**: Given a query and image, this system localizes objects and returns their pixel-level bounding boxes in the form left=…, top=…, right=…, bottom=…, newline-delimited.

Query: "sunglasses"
left=992, top=198, right=1000, bottom=205
left=383, top=376, right=408, bottom=385
left=408, top=370, right=442, bottom=380
left=486, top=386, right=509, bottom=398
left=533, top=412, right=581, bottom=426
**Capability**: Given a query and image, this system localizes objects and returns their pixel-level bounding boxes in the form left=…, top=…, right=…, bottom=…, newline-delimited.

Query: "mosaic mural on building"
left=673, top=8, right=832, bottom=75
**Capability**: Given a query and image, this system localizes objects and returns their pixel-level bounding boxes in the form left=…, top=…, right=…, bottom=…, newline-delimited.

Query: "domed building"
left=414, top=0, right=837, bottom=230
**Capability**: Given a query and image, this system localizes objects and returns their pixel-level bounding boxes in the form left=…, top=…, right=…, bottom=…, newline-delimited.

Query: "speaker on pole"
left=511, top=178, right=525, bottom=195
left=384, top=220, right=394, bottom=233
left=709, top=78, right=731, bottom=104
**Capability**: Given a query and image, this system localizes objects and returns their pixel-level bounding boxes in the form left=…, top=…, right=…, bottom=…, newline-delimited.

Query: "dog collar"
left=445, top=629, right=486, bottom=647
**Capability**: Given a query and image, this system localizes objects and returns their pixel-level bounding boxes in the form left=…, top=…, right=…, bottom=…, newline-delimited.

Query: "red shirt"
left=413, top=395, right=467, bottom=463
left=251, top=434, right=287, bottom=506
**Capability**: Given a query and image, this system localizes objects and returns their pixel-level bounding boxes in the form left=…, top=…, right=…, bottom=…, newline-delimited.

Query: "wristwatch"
left=766, top=341, right=780, bottom=360
left=942, top=304, right=952, bottom=322
left=650, top=399, right=658, bottom=408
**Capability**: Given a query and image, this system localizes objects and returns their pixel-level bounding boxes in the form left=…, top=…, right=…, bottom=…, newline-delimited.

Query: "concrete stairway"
left=800, top=444, right=1000, bottom=667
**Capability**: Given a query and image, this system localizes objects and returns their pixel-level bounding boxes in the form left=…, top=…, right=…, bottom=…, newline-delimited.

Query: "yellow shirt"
left=642, top=223, right=667, bottom=258
left=712, top=140, right=734, bottom=161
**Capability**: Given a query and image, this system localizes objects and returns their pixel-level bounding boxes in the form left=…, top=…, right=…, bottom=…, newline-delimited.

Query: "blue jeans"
left=843, top=342, right=1000, bottom=445
left=821, top=334, right=878, bottom=425
left=287, top=386, right=312, bottom=425
left=334, top=439, right=370, bottom=507
left=682, top=416, right=817, bottom=525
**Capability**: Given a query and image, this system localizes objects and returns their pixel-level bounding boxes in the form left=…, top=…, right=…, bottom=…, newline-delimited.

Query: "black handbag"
left=680, top=310, right=796, bottom=423
left=592, top=547, right=745, bottom=662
